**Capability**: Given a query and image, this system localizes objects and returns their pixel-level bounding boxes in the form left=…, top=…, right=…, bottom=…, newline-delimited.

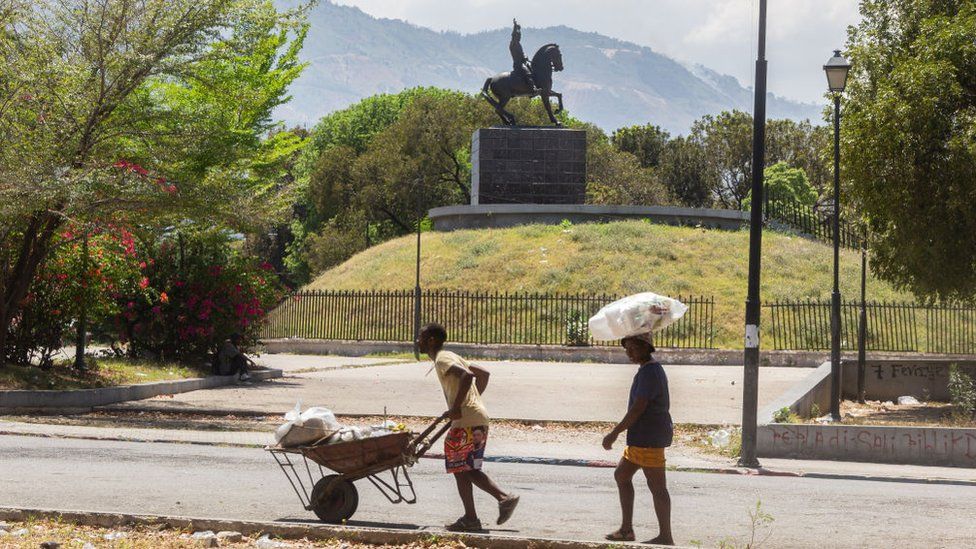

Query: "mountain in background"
left=277, top=1, right=821, bottom=134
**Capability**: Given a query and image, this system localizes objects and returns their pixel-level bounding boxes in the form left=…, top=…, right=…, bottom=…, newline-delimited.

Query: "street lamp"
left=413, top=177, right=424, bottom=360
left=824, top=49, right=850, bottom=421
left=738, top=0, right=768, bottom=469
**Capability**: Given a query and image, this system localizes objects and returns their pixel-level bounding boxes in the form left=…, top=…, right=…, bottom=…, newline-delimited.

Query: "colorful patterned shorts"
left=444, top=425, right=488, bottom=473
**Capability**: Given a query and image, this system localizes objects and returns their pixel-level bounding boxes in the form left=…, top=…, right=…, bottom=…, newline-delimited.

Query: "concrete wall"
left=842, top=359, right=976, bottom=401
left=758, top=423, right=976, bottom=468
left=756, top=357, right=976, bottom=467
left=758, top=362, right=832, bottom=423
left=428, top=204, right=750, bottom=232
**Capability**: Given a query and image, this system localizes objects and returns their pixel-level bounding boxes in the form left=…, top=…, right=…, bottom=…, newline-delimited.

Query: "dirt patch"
left=841, top=400, right=976, bottom=428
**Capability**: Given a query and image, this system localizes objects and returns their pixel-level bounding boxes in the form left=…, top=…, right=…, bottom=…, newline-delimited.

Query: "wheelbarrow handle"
left=410, top=415, right=452, bottom=458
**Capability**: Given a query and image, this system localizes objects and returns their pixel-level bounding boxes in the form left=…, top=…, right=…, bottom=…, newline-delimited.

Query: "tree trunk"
left=0, top=211, right=63, bottom=362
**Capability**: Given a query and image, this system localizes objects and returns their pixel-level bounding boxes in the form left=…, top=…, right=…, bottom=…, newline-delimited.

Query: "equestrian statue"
left=482, top=19, right=565, bottom=127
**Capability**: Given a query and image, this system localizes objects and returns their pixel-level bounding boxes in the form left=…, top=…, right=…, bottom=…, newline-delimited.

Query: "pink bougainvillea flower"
left=259, top=262, right=274, bottom=271
left=139, top=261, right=147, bottom=269
left=139, top=277, right=149, bottom=289
left=159, top=292, right=169, bottom=304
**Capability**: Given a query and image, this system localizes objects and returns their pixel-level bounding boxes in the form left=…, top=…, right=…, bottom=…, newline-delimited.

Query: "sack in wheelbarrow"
left=275, top=403, right=342, bottom=448
left=303, top=432, right=412, bottom=474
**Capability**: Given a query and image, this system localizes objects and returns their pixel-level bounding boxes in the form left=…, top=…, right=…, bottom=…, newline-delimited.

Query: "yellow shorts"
left=623, top=446, right=666, bottom=468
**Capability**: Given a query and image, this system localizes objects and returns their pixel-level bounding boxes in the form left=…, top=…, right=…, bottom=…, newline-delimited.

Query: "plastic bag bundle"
left=588, top=292, right=689, bottom=341
left=275, top=402, right=342, bottom=447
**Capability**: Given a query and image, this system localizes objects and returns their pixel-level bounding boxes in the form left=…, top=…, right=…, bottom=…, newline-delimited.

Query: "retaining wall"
left=758, top=358, right=976, bottom=467
left=758, top=423, right=976, bottom=468
left=842, top=359, right=976, bottom=401
left=428, top=204, right=750, bottom=232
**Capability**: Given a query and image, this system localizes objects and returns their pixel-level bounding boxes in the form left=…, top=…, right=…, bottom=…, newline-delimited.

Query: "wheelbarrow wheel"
left=310, top=474, right=359, bottom=523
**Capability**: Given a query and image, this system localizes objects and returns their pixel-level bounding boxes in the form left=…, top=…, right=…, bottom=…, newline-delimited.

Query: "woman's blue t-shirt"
left=626, top=360, right=673, bottom=448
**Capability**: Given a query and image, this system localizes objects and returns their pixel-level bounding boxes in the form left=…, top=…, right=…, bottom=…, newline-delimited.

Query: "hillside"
left=307, top=221, right=914, bottom=348
left=275, top=1, right=820, bottom=134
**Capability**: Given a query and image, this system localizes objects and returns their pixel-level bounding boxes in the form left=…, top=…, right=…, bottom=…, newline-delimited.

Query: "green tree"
left=743, top=162, right=817, bottom=210
left=844, top=0, right=976, bottom=300
left=658, top=136, right=713, bottom=207
left=0, top=0, right=307, bottom=359
left=586, top=126, right=671, bottom=206
left=691, top=110, right=755, bottom=209
left=611, top=124, right=671, bottom=168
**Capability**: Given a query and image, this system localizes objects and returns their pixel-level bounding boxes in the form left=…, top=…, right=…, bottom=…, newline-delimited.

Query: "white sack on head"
left=588, top=293, right=689, bottom=341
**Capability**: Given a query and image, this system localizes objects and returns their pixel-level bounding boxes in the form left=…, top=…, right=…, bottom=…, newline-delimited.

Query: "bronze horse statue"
left=482, top=43, right=565, bottom=126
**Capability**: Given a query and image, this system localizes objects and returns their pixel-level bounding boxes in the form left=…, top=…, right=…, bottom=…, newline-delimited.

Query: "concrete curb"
left=260, top=339, right=836, bottom=367
left=0, top=507, right=684, bottom=549
left=0, top=369, right=282, bottom=412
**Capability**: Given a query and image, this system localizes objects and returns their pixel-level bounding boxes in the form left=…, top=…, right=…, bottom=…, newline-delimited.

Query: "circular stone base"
left=428, top=204, right=749, bottom=231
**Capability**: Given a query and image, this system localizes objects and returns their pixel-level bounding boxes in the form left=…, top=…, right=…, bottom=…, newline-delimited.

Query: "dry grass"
left=0, top=518, right=467, bottom=548
left=307, top=221, right=913, bottom=348
left=0, top=359, right=208, bottom=391
left=841, top=400, right=976, bottom=428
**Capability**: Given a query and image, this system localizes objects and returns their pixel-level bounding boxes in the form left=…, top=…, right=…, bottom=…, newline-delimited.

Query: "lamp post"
left=738, top=0, right=767, bottom=469
left=824, top=49, right=851, bottom=421
left=413, top=178, right=423, bottom=360
left=857, top=227, right=867, bottom=403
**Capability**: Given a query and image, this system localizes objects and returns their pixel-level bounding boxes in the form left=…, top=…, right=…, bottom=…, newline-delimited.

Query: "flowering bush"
left=4, top=227, right=144, bottom=366
left=115, top=232, right=284, bottom=361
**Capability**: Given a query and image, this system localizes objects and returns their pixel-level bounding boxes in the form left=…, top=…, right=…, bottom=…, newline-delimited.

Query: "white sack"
left=275, top=403, right=342, bottom=447
left=588, top=292, right=689, bottom=341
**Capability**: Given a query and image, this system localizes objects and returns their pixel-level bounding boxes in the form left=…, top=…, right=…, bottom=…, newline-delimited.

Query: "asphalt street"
left=1, top=435, right=973, bottom=548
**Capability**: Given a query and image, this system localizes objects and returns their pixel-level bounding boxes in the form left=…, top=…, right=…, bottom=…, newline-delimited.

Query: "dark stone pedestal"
left=471, top=127, right=587, bottom=205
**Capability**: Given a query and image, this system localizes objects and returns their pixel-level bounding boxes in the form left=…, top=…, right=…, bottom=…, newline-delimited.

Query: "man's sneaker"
left=497, top=494, right=520, bottom=525
left=445, top=516, right=483, bottom=533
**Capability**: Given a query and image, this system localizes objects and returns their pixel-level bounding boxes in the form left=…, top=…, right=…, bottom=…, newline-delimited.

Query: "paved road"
left=2, top=435, right=973, bottom=548
left=119, top=360, right=808, bottom=425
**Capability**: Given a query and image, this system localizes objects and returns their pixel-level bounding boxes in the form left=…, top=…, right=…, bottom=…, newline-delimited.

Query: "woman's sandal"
left=605, top=529, right=636, bottom=542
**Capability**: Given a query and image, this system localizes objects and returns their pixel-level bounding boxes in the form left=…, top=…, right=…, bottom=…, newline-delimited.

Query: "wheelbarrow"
left=267, top=415, right=452, bottom=522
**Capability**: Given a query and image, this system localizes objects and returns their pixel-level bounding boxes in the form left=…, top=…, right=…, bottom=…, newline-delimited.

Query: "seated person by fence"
left=215, top=333, right=253, bottom=381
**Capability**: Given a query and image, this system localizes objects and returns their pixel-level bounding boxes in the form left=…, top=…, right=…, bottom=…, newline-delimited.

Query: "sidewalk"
left=110, top=358, right=809, bottom=425
left=2, top=419, right=973, bottom=487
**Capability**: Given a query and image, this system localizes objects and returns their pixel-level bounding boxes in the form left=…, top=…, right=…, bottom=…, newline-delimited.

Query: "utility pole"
left=739, top=0, right=768, bottom=469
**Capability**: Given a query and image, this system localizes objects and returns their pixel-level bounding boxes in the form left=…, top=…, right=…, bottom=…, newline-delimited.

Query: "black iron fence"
left=764, top=196, right=863, bottom=250
left=262, top=290, right=715, bottom=349
left=765, top=300, right=976, bottom=354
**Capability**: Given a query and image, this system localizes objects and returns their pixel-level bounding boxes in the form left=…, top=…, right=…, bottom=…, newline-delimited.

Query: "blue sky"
left=333, top=0, right=861, bottom=104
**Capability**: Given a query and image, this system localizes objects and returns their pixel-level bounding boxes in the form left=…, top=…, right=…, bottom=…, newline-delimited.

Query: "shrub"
left=772, top=406, right=801, bottom=424
left=114, top=231, right=283, bottom=361
left=5, top=226, right=144, bottom=367
left=565, top=310, right=590, bottom=346
left=948, top=364, right=976, bottom=419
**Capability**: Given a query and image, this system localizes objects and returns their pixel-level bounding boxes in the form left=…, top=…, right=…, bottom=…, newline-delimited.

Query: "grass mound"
left=307, top=221, right=912, bottom=348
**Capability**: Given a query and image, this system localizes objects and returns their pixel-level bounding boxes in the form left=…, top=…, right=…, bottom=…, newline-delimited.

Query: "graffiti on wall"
left=766, top=424, right=976, bottom=465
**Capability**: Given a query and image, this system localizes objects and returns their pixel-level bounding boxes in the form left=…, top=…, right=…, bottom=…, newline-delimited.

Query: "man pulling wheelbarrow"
left=418, top=323, right=520, bottom=533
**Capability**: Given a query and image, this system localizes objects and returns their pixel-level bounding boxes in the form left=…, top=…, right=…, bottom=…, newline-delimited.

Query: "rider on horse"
left=510, top=19, right=541, bottom=94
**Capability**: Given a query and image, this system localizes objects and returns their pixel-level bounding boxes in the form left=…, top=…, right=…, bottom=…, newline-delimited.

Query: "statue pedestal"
left=470, top=127, right=587, bottom=205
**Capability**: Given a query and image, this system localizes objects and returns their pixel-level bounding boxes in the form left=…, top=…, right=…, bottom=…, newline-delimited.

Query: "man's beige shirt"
left=434, top=350, right=490, bottom=428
